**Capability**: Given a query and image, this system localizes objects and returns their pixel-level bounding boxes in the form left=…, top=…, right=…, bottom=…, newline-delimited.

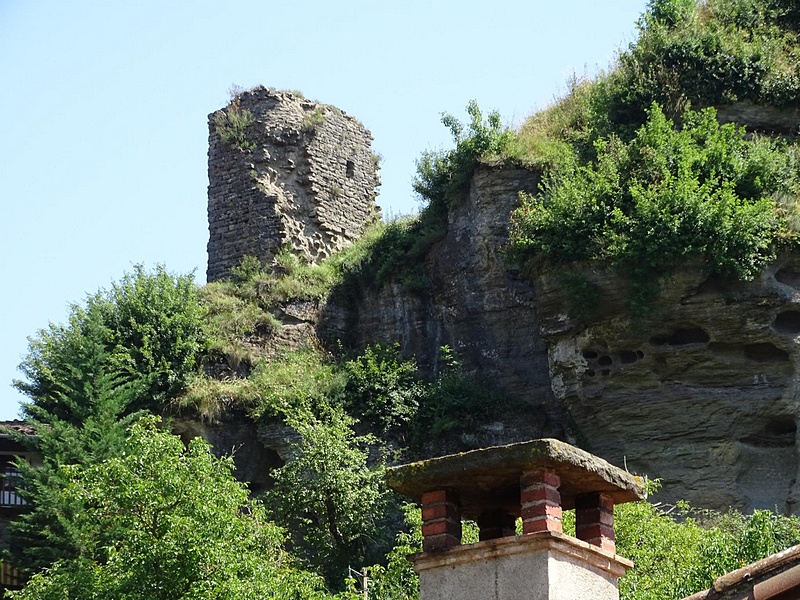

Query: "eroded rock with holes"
left=536, top=255, right=800, bottom=513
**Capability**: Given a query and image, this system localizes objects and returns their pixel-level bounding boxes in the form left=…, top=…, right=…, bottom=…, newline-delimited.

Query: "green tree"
left=16, top=264, right=207, bottom=419
left=267, top=409, right=389, bottom=588
left=342, top=344, right=424, bottom=434
left=611, top=500, right=800, bottom=600
left=8, top=418, right=332, bottom=600
left=10, top=265, right=209, bottom=574
left=8, top=311, right=145, bottom=573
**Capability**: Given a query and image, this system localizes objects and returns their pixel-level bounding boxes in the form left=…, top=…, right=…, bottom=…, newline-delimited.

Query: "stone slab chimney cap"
left=386, top=438, right=645, bottom=518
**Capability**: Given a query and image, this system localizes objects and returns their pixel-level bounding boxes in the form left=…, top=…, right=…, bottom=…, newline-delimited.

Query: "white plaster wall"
left=548, top=553, right=619, bottom=600
left=419, top=551, right=549, bottom=600
left=418, top=545, right=620, bottom=600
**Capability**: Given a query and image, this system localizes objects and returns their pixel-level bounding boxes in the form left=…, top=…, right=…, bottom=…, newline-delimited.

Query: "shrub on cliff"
left=596, top=0, right=800, bottom=134
left=414, top=100, right=513, bottom=210
left=508, top=103, right=799, bottom=314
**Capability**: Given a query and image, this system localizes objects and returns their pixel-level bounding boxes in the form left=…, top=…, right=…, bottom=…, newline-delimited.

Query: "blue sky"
left=0, top=0, right=647, bottom=419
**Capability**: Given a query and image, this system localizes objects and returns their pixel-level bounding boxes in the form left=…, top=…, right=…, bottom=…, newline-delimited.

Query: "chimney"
left=386, top=439, right=645, bottom=600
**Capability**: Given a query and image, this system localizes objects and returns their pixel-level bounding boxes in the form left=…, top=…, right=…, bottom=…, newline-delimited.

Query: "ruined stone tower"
left=206, top=87, right=381, bottom=282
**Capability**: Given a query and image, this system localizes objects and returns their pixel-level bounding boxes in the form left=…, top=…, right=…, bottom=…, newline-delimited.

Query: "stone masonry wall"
left=207, top=87, right=380, bottom=282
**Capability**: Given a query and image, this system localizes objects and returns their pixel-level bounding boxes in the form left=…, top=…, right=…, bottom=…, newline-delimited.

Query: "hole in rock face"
left=744, top=343, right=790, bottom=363
left=776, top=267, right=800, bottom=288
left=582, top=350, right=598, bottom=359
left=774, top=311, right=800, bottom=334
left=767, top=417, right=797, bottom=438
left=598, top=355, right=613, bottom=366
left=619, top=350, right=638, bottom=364
left=585, top=370, right=595, bottom=377
left=636, top=350, right=645, bottom=359
left=742, top=417, right=797, bottom=448
left=650, top=327, right=710, bottom=346
left=346, top=160, right=355, bottom=178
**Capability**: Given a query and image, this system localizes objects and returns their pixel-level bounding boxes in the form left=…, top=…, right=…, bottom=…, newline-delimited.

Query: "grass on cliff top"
left=199, top=215, right=447, bottom=369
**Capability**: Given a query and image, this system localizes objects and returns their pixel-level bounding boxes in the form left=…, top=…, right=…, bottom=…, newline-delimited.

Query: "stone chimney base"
left=411, top=531, right=632, bottom=600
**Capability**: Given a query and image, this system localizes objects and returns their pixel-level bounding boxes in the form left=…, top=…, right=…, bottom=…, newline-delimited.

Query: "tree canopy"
left=8, top=418, right=333, bottom=600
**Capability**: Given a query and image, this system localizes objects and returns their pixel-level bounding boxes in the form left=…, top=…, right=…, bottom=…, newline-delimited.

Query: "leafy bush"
left=267, top=409, right=389, bottom=589
left=342, top=344, right=425, bottom=433
left=595, top=0, right=800, bottom=134
left=509, top=103, right=797, bottom=315
left=414, top=100, right=513, bottom=210
left=99, top=265, right=208, bottom=403
left=612, top=500, right=800, bottom=599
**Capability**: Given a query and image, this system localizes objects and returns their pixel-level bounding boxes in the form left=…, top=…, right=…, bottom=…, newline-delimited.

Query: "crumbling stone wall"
left=206, top=87, right=380, bottom=282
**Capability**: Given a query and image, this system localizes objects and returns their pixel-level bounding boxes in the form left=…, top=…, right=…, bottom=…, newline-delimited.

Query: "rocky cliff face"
left=352, top=164, right=566, bottom=454
left=537, top=257, right=800, bottom=514
left=354, top=163, right=800, bottom=514
left=202, top=94, right=800, bottom=515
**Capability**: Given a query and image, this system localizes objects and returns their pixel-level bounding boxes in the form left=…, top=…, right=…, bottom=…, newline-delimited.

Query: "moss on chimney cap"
left=386, top=439, right=645, bottom=516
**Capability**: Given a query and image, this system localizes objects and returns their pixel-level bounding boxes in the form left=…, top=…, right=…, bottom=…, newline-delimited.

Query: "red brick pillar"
left=575, top=492, right=615, bottom=553
left=520, top=469, right=562, bottom=534
left=421, top=489, right=462, bottom=552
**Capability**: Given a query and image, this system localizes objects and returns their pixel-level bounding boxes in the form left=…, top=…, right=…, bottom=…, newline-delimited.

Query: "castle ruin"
left=206, top=87, right=381, bottom=282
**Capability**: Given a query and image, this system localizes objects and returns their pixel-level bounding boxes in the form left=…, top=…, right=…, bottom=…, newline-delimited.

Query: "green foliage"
left=612, top=499, right=800, bottom=599
left=343, top=504, right=421, bottom=600
left=414, top=100, right=513, bottom=209
left=343, top=213, right=444, bottom=295
left=303, top=107, right=327, bottom=130
left=411, top=347, right=520, bottom=446
left=9, top=342, right=145, bottom=573
left=174, top=345, right=347, bottom=422
left=647, top=0, right=696, bottom=27
left=10, top=265, right=209, bottom=575
left=9, top=418, right=332, bottom=600
left=596, top=0, right=800, bottom=133
left=212, top=100, right=255, bottom=151
left=100, top=265, right=208, bottom=405
left=342, top=344, right=424, bottom=433
left=249, top=347, right=347, bottom=419
left=509, top=104, right=797, bottom=315
left=266, top=409, right=389, bottom=588
left=201, top=250, right=341, bottom=368
left=16, top=264, right=207, bottom=420
left=172, top=373, right=257, bottom=422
